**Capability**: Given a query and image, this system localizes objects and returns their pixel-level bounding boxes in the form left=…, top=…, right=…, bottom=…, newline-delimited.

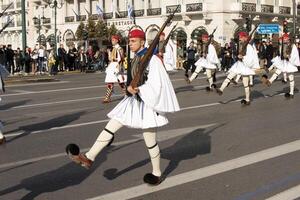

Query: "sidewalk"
left=5, top=74, right=57, bottom=85
left=4, top=70, right=101, bottom=85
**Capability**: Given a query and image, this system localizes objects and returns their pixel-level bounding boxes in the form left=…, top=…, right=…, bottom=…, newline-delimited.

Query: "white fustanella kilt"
left=107, top=96, right=168, bottom=129
left=229, top=61, right=255, bottom=76
left=105, top=62, right=126, bottom=83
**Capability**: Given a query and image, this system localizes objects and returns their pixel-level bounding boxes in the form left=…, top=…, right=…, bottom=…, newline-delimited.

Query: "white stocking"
left=220, top=72, right=236, bottom=91
left=86, top=119, right=123, bottom=161
left=235, top=74, right=241, bottom=83
left=206, top=69, right=213, bottom=87
left=268, top=65, right=274, bottom=72
left=283, top=72, right=288, bottom=82
left=249, top=75, right=254, bottom=85
left=143, top=130, right=161, bottom=177
left=242, top=76, right=250, bottom=102
left=288, top=74, right=295, bottom=95
left=269, top=69, right=282, bottom=83
left=189, top=65, right=203, bottom=82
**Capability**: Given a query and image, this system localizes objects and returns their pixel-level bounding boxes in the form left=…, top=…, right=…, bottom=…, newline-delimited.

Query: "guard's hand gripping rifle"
left=130, top=5, right=179, bottom=88
left=0, top=2, right=13, bottom=18
left=238, top=24, right=259, bottom=59
left=162, top=23, right=178, bottom=49
left=0, top=18, right=13, bottom=34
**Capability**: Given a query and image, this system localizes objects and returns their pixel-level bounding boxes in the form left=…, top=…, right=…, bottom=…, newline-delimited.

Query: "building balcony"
left=65, top=16, right=74, bottom=22
left=147, top=8, right=161, bottom=16
left=242, top=3, right=256, bottom=12
left=90, top=14, right=99, bottom=20
left=279, top=6, right=291, bottom=15
left=103, top=12, right=113, bottom=19
left=43, top=18, right=51, bottom=24
left=186, top=3, right=202, bottom=12
left=134, top=9, right=144, bottom=17
left=261, top=4, right=274, bottom=13
left=116, top=11, right=127, bottom=18
left=76, top=15, right=86, bottom=21
left=166, top=5, right=181, bottom=14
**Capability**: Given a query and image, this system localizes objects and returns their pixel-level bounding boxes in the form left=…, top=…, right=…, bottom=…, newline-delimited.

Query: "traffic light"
left=246, top=17, right=251, bottom=32
left=283, top=20, right=288, bottom=33
left=83, top=30, right=88, bottom=40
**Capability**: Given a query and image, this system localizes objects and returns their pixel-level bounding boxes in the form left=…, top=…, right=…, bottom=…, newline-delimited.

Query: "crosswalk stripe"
left=265, top=184, right=300, bottom=200
left=0, top=124, right=216, bottom=169
left=87, top=140, right=300, bottom=200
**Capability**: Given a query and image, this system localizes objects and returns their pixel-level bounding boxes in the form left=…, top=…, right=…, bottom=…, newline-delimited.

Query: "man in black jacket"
left=185, top=41, right=197, bottom=78
left=6, top=44, right=14, bottom=74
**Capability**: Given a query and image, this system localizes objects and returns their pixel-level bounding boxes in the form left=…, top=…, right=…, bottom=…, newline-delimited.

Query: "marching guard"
left=103, top=35, right=127, bottom=103
left=67, top=29, right=180, bottom=185
left=262, top=33, right=299, bottom=98
left=187, top=33, right=220, bottom=92
left=216, top=31, right=258, bottom=105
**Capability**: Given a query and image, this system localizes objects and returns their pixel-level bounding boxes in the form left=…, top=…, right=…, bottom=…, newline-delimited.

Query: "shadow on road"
left=0, top=139, right=142, bottom=200
left=0, top=151, right=106, bottom=200
left=0, top=100, right=31, bottom=111
left=5, top=111, right=86, bottom=144
left=103, top=124, right=224, bottom=181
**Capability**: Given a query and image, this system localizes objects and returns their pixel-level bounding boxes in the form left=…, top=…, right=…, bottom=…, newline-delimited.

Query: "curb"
left=5, top=77, right=57, bottom=85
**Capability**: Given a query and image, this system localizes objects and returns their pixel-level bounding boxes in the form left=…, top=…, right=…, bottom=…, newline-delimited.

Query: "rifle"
left=239, top=24, right=259, bottom=58
left=162, top=23, right=178, bottom=49
left=204, top=26, right=218, bottom=56
left=130, top=5, right=179, bottom=88
left=280, top=34, right=284, bottom=60
left=0, top=19, right=13, bottom=34
left=0, top=2, right=13, bottom=18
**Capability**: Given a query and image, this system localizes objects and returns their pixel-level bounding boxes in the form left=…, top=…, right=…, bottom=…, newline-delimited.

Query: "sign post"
left=257, top=24, right=280, bottom=34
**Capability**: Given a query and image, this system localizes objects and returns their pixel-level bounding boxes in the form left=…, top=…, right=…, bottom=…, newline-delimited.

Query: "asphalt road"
left=0, top=70, right=300, bottom=200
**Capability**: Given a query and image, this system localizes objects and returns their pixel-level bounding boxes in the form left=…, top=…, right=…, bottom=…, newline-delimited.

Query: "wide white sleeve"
left=289, top=44, right=300, bottom=66
left=138, top=56, right=180, bottom=113
left=207, top=44, right=220, bottom=65
left=164, top=43, right=175, bottom=66
left=243, top=44, right=255, bottom=68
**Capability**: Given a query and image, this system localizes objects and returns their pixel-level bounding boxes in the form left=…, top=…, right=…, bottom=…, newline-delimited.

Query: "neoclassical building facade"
left=0, top=0, right=299, bottom=49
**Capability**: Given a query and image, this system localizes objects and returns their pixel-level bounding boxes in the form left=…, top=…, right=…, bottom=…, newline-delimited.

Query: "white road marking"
left=87, top=140, right=300, bottom=200
left=0, top=124, right=216, bottom=169
left=6, top=80, right=69, bottom=87
left=4, top=98, right=228, bottom=137
left=2, top=74, right=224, bottom=97
left=9, top=95, right=119, bottom=109
left=1, top=85, right=107, bottom=97
left=265, top=184, right=300, bottom=200
left=5, top=119, right=110, bottom=138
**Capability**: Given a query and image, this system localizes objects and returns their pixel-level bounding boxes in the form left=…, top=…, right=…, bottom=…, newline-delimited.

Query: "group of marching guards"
left=1, top=19, right=299, bottom=186
left=187, top=30, right=299, bottom=105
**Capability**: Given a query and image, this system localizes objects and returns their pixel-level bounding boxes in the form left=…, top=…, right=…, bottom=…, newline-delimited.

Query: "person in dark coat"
left=185, top=41, right=197, bottom=78
left=6, top=44, right=14, bottom=74
left=57, top=44, right=67, bottom=71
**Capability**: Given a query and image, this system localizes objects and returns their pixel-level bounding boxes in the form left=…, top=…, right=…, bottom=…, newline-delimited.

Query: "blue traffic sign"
left=257, top=24, right=280, bottom=34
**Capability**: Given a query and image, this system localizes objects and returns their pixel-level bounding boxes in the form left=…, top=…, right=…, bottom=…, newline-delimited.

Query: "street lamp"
left=46, top=0, right=64, bottom=56
left=33, top=13, right=46, bottom=45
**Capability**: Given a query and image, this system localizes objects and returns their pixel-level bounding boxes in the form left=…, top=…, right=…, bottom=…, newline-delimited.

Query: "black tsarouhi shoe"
left=143, top=173, right=162, bottom=185
left=241, top=99, right=251, bottom=105
left=284, top=93, right=294, bottom=99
